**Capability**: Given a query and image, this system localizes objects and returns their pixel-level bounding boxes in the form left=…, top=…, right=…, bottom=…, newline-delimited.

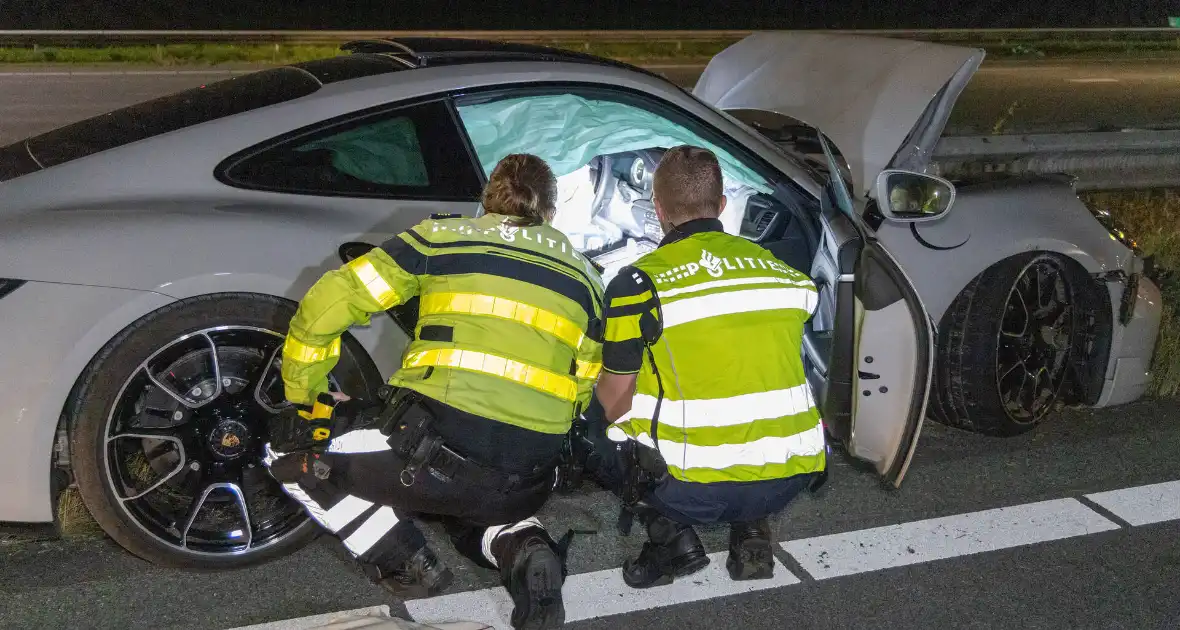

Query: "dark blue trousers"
left=585, top=416, right=816, bottom=526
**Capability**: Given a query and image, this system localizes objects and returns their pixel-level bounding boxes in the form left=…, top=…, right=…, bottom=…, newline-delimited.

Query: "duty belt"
left=375, top=386, right=557, bottom=493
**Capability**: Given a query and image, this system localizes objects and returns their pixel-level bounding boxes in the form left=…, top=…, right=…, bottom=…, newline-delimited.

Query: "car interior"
left=453, top=92, right=821, bottom=285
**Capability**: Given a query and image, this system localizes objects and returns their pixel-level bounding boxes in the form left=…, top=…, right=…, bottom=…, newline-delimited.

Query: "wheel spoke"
left=1002, top=288, right=1031, bottom=338
left=180, top=482, right=253, bottom=550
left=141, top=366, right=203, bottom=410
left=201, top=332, right=226, bottom=404
left=253, top=344, right=290, bottom=414
left=108, top=432, right=187, bottom=501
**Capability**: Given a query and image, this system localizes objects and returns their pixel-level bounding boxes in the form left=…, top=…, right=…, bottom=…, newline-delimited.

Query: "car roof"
left=0, top=38, right=663, bottom=183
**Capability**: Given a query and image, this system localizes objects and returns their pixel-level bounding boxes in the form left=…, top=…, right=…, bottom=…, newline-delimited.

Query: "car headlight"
left=1088, top=207, right=1141, bottom=254
left=0, top=278, right=25, bottom=301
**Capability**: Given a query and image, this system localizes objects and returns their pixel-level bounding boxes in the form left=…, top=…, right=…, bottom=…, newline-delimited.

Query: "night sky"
left=1, top=1, right=1178, bottom=30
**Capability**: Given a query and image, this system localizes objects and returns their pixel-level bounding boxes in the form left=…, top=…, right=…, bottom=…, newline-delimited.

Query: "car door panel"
left=814, top=134, right=934, bottom=488
left=849, top=244, right=934, bottom=485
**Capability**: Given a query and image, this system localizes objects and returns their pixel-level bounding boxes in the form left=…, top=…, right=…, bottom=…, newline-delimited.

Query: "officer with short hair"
left=590, top=145, right=826, bottom=587
left=265, top=153, right=604, bottom=629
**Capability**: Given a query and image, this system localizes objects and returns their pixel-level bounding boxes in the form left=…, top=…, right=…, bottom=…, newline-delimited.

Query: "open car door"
left=810, top=134, right=936, bottom=488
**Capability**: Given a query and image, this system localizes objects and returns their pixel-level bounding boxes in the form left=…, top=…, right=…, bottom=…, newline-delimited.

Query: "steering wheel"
left=589, top=154, right=614, bottom=220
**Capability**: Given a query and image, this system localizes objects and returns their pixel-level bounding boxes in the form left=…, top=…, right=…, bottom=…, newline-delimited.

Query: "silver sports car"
left=0, top=33, right=1159, bottom=569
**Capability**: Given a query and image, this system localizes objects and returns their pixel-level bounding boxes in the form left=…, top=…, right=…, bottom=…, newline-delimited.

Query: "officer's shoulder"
left=605, top=265, right=656, bottom=297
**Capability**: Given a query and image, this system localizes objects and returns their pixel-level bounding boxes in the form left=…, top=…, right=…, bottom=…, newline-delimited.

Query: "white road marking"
left=782, top=498, right=1119, bottom=580
left=407, top=549, right=801, bottom=630
left=1085, top=479, right=1180, bottom=526
left=1068, top=77, right=1120, bottom=83
left=230, top=479, right=1180, bottom=630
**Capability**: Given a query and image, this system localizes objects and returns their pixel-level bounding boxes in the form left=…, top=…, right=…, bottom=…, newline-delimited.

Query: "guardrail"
left=931, top=131, right=1180, bottom=191
left=1, top=28, right=1180, bottom=47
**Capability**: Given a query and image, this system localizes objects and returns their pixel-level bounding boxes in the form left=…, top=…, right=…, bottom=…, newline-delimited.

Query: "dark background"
left=1, top=1, right=1178, bottom=30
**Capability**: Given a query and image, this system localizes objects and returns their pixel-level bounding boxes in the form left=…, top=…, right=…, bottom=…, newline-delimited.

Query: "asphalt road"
left=3, top=398, right=1180, bottom=629
left=2, top=58, right=1180, bottom=146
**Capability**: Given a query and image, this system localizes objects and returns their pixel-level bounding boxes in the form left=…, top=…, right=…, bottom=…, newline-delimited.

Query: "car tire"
left=933, top=253, right=1079, bottom=437
left=67, top=293, right=383, bottom=569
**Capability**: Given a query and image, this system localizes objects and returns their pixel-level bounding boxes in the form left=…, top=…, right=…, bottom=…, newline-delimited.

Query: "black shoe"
left=622, top=519, right=710, bottom=589
left=500, top=531, right=566, bottom=630
left=371, top=546, right=454, bottom=599
left=726, top=520, right=775, bottom=581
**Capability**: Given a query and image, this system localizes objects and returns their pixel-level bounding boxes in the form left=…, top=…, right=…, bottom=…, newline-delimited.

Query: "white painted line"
left=1068, top=77, right=1120, bottom=83
left=1085, top=480, right=1180, bottom=526
left=227, top=605, right=393, bottom=630
left=230, top=481, right=1180, bottom=629
left=407, top=549, right=801, bottom=630
left=781, top=498, right=1119, bottom=580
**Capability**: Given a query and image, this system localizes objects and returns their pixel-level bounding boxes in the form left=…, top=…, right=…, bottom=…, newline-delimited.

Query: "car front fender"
left=873, top=175, right=1136, bottom=323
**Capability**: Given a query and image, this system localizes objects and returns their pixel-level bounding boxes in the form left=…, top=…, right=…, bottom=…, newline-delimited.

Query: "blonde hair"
left=482, top=154, right=558, bottom=225
left=653, top=145, right=724, bottom=224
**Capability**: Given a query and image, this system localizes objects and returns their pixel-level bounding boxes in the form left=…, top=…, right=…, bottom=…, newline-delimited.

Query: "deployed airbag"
left=457, top=94, right=771, bottom=194
left=296, top=116, right=429, bottom=186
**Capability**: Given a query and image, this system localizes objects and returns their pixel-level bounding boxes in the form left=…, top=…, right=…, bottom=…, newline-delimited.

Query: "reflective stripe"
left=661, top=276, right=814, bottom=299
left=327, top=428, right=393, bottom=454
left=343, top=506, right=400, bottom=556
left=281, top=483, right=330, bottom=529
left=610, top=290, right=653, bottom=308
left=282, top=336, right=341, bottom=363
left=404, top=348, right=577, bottom=402
left=607, top=423, right=826, bottom=470
left=576, top=359, right=603, bottom=380
left=480, top=517, right=545, bottom=568
left=347, top=256, right=400, bottom=309
left=662, top=287, right=817, bottom=329
left=420, top=292, right=585, bottom=350
left=323, top=495, right=374, bottom=533
left=625, top=384, right=815, bottom=428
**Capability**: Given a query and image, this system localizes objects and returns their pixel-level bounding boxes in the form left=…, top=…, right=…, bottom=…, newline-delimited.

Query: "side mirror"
left=875, top=170, right=956, bottom=223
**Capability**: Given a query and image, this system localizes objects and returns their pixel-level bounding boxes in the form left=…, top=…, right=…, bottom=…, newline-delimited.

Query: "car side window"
left=220, top=99, right=482, bottom=201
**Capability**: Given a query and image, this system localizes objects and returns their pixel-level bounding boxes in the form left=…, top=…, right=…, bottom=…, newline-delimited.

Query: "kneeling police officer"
left=588, top=145, right=827, bottom=587
left=264, top=154, right=604, bottom=629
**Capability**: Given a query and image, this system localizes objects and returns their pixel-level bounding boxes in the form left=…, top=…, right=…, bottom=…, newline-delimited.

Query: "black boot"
left=622, top=510, right=710, bottom=588
left=726, top=519, right=775, bottom=581
left=368, top=546, right=454, bottom=599
left=494, top=528, right=567, bottom=630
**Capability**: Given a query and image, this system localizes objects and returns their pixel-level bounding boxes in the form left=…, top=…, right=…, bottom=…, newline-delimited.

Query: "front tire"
left=68, top=293, right=382, bottom=569
left=934, top=253, right=1078, bottom=436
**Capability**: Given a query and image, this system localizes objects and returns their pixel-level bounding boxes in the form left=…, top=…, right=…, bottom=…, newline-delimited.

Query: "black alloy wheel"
left=69, top=294, right=382, bottom=568
left=995, top=256, right=1075, bottom=424
left=933, top=253, right=1083, bottom=437
left=101, top=325, right=317, bottom=557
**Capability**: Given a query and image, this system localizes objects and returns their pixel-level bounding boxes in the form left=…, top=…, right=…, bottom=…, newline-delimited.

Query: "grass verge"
left=4, top=37, right=1180, bottom=66
left=1082, top=189, right=1180, bottom=397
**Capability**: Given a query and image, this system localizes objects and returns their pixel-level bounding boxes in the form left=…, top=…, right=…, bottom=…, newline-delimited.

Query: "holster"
left=377, top=387, right=556, bottom=494
left=616, top=439, right=669, bottom=536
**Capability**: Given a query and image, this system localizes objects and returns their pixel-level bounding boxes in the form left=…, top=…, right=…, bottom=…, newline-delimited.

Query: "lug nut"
left=172, top=411, right=184, bottom=421
left=190, top=462, right=200, bottom=471
left=191, top=387, right=203, bottom=397
left=222, top=378, right=232, bottom=387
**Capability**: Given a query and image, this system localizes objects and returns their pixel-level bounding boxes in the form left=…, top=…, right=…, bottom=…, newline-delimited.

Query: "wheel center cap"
left=209, top=420, right=251, bottom=459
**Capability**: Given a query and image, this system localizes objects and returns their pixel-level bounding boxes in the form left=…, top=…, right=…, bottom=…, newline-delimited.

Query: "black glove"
left=268, top=392, right=341, bottom=454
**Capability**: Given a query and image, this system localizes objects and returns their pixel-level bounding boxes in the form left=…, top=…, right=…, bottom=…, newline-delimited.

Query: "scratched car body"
left=0, top=33, right=1159, bottom=569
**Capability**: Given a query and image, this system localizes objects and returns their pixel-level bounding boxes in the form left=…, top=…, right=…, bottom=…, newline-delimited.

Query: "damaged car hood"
left=694, top=32, right=984, bottom=198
